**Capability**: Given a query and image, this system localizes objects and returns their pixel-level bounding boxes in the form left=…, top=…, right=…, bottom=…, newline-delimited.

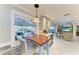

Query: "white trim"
left=11, top=10, right=15, bottom=44
left=11, top=9, right=33, bottom=47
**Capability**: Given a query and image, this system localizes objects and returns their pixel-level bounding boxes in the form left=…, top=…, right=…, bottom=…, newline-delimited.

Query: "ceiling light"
left=32, top=4, right=41, bottom=23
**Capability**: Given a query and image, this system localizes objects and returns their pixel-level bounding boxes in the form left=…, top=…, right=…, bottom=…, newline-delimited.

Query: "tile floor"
left=49, top=35, right=79, bottom=55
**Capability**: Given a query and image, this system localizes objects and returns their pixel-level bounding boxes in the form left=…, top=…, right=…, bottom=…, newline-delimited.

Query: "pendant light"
left=32, top=4, right=41, bottom=23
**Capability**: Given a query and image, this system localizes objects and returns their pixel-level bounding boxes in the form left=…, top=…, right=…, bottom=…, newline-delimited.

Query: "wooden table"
left=26, top=35, right=51, bottom=55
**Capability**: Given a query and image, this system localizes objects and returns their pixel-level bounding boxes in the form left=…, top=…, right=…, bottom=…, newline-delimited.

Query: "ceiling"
left=18, top=4, right=79, bottom=25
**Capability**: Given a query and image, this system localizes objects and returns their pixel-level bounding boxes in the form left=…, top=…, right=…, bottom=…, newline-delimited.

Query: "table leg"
left=38, top=46, right=42, bottom=55
left=43, top=47, right=46, bottom=54
left=34, top=47, right=37, bottom=55
left=46, top=42, right=49, bottom=55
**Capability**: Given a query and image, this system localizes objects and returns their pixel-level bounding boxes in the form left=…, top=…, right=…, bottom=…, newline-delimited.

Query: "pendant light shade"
left=32, top=4, right=41, bottom=23
left=32, top=17, right=40, bottom=23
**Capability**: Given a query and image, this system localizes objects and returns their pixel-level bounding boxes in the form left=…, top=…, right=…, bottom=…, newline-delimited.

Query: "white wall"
left=0, top=4, right=33, bottom=43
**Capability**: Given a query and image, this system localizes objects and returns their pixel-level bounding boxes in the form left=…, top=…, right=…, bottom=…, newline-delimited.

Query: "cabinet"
left=63, top=31, right=73, bottom=41
left=62, top=25, right=73, bottom=41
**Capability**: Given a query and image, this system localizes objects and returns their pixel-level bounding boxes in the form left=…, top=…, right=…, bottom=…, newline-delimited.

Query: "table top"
left=26, top=35, right=50, bottom=46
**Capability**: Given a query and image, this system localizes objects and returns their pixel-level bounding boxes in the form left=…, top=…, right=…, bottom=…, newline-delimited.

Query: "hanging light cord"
left=36, top=8, right=38, bottom=18
left=34, top=4, right=39, bottom=18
